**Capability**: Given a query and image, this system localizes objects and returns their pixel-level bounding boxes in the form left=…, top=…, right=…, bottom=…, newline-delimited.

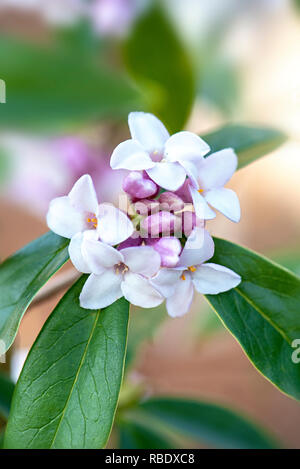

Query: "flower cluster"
left=47, top=112, right=241, bottom=317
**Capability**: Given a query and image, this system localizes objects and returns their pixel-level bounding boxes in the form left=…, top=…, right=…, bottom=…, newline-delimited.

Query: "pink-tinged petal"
left=146, top=237, right=182, bottom=268
left=181, top=211, right=204, bottom=237
left=69, top=232, right=92, bottom=274
left=123, top=171, right=158, bottom=200
left=68, top=174, right=99, bottom=215
left=134, top=199, right=160, bottom=216
left=97, top=203, right=134, bottom=245
left=150, top=268, right=182, bottom=298
left=192, top=262, right=241, bottom=294
left=158, top=192, right=184, bottom=212
left=178, top=227, right=214, bottom=268
left=46, top=196, right=86, bottom=238
left=121, top=246, right=161, bottom=277
left=110, top=139, right=154, bottom=170
left=79, top=271, right=123, bottom=309
left=204, top=188, right=241, bottom=223
left=197, top=148, right=238, bottom=191
left=146, top=162, right=186, bottom=191
left=189, top=185, right=216, bottom=220
left=82, top=238, right=123, bottom=274
left=166, top=273, right=194, bottom=318
left=121, top=272, right=164, bottom=308
left=128, top=112, right=169, bottom=154
left=175, top=179, right=193, bottom=203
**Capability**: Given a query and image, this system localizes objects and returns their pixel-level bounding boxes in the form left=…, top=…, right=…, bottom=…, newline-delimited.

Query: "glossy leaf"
left=119, top=420, right=174, bottom=449
left=0, top=35, right=141, bottom=131
left=123, top=5, right=195, bottom=133
left=202, top=125, right=286, bottom=169
left=127, top=398, right=276, bottom=449
left=4, top=277, right=129, bottom=449
left=205, top=238, right=300, bottom=400
left=0, top=372, right=14, bottom=420
left=0, top=232, right=69, bottom=353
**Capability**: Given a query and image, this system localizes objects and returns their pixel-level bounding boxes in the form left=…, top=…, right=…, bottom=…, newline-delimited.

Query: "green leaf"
left=0, top=35, right=141, bottom=131
left=126, top=398, right=276, bottom=449
left=0, top=372, right=14, bottom=420
left=4, top=276, right=129, bottom=449
left=0, top=232, right=69, bottom=353
left=211, top=238, right=300, bottom=344
left=206, top=238, right=300, bottom=400
left=119, top=420, right=174, bottom=449
left=123, top=5, right=195, bottom=133
left=202, top=125, right=286, bottom=169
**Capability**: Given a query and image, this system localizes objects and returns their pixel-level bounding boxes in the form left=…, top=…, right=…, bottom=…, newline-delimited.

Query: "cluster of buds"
left=47, top=112, right=241, bottom=318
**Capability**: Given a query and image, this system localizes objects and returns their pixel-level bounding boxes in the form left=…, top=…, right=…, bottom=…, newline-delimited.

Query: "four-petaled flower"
left=151, top=227, right=241, bottom=317
left=110, top=112, right=211, bottom=191
left=69, top=230, right=163, bottom=309
left=47, top=174, right=133, bottom=245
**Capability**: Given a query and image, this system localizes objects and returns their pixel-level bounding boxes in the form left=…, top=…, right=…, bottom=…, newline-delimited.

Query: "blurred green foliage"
left=123, top=4, right=195, bottom=133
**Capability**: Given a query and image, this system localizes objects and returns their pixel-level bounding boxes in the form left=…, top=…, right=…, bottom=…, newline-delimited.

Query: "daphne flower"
left=69, top=231, right=163, bottom=309
left=151, top=227, right=241, bottom=317
left=110, top=112, right=210, bottom=191
left=47, top=174, right=133, bottom=245
left=185, top=148, right=241, bottom=222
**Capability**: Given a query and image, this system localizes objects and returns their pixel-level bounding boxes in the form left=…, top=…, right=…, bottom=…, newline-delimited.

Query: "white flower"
left=188, top=148, right=241, bottom=222
left=110, top=112, right=210, bottom=191
left=47, top=174, right=133, bottom=245
left=69, top=231, right=163, bottom=309
left=151, top=227, right=241, bottom=317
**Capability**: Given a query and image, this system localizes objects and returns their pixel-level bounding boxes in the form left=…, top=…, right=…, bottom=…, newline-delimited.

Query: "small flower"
left=47, top=174, right=133, bottom=245
left=151, top=227, right=241, bottom=317
left=110, top=112, right=210, bottom=191
left=69, top=232, right=163, bottom=309
left=183, top=148, right=241, bottom=222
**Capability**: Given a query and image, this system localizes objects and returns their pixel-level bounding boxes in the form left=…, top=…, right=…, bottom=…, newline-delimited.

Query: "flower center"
left=114, top=262, right=129, bottom=275
left=151, top=150, right=164, bottom=163
left=86, top=215, right=98, bottom=228
left=188, top=266, right=197, bottom=272
left=198, top=189, right=204, bottom=193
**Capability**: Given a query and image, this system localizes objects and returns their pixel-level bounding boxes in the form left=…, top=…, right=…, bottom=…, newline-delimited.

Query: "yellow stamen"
left=198, top=189, right=204, bottom=193
left=181, top=273, right=186, bottom=281
left=87, top=218, right=92, bottom=223
left=91, top=218, right=97, bottom=223
left=188, top=266, right=197, bottom=272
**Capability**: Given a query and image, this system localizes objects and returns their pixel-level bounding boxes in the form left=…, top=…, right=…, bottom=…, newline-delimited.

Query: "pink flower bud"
left=123, top=171, right=159, bottom=200
left=117, top=233, right=142, bottom=250
left=141, top=211, right=181, bottom=238
left=181, top=211, right=205, bottom=236
left=146, top=237, right=182, bottom=267
left=158, top=191, right=185, bottom=212
left=175, top=179, right=192, bottom=203
left=134, top=199, right=160, bottom=216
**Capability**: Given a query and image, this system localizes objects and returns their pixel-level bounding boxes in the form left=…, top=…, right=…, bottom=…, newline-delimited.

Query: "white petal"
left=82, top=238, right=123, bottom=274
left=97, top=204, right=134, bottom=245
left=197, top=148, right=238, bottom=191
left=146, top=162, right=186, bottom=191
left=192, top=262, right=241, bottom=294
left=179, top=160, right=199, bottom=188
left=164, top=131, right=210, bottom=163
left=178, top=227, right=215, bottom=268
left=150, top=268, right=182, bottom=298
left=79, top=271, right=123, bottom=309
left=121, top=272, right=163, bottom=308
left=68, top=174, right=99, bottom=215
left=121, top=246, right=161, bottom=277
left=110, top=139, right=155, bottom=170
left=204, top=188, right=241, bottom=223
left=166, top=273, right=194, bottom=317
left=128, top=112, right=169, bottom=153
left=69, top=232, right=92, bottom=274
left=189, top=185, right=216, bottom=220
left=46, top=196, right=86, bottom=238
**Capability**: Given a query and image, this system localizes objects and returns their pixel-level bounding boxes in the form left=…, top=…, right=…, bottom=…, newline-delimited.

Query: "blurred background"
left=0, top=0, right=300, bottom=448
